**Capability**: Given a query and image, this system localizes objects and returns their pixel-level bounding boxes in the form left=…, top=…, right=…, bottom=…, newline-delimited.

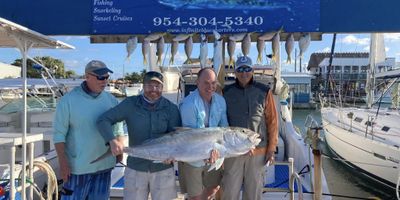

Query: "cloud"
left=340, top=35, right=369, bottom=45
left=64, top=59, right=81, bottom=68
left=318, top=47, right=331, bottom=52
left=384, top=33, right=400, bottom=42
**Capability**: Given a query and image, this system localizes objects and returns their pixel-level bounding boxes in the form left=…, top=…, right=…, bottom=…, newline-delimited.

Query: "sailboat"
left=321, top=33, right=400, bottom=192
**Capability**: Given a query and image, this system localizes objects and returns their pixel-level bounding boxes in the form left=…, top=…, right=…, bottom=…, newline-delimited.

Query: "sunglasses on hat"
left=236, top=66, right=253, bottom=73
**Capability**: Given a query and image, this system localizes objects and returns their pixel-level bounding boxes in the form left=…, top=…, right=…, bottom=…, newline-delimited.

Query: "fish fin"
left=170, top=57, right=174, bottom=65
left=208, top=158, right=224, bottom=172
left=90, top=148, right=112, bottom=164
left=143, top=57, right=148, bottom=65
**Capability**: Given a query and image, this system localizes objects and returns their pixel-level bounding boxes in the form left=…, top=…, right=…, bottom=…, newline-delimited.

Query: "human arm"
left=55, top=143, right=70, bottom=182
left=97, top=99, right=128, bottom=156
left=264, top=90, right=279, bottom=164
left=53, top=98, right=71, bottom=182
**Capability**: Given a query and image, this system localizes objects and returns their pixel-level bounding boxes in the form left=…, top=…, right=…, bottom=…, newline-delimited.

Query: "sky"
left=1, top=33, right=400, bottom=79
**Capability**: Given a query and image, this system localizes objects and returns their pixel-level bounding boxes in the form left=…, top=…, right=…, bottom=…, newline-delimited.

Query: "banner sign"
left=92, top=0, right=320, bottom=34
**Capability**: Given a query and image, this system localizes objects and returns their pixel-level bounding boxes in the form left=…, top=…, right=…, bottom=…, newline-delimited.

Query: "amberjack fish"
left=271, top=31, right=281, bottom=62
left=199, top=33, right=208, bottom=68
left=156, top=36, right=165, bottom=66
left=185, top=36, right=193, bottom=64
left=169, top=40, right=179, bottom=65
left=227, top=39, right=236, bottom=67
left=298, top=33, right=311, bottom=59
left=213, top=30, right=223, bottom=77
left=142, top=40, right=150, bottom=66
left=241, top=33, right=251, bottom=57
left=91, top=127, right=261, bottom=171
left=126, top=36, right=137, bottom=61
left=285, top=33, right=294, bottom=64
left=256, top=38, right=265, bottom=64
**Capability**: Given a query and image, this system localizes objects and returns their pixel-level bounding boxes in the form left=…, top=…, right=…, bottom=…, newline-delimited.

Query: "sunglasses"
left=89, top=73, right=110, bottom=81
left=236, top=66, right=253, bottom=73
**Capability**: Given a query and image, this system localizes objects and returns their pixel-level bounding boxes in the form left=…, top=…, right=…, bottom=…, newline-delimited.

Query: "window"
left=354, top=117, right=363, bottom=123
left=381, top=126, right=390, bottom=132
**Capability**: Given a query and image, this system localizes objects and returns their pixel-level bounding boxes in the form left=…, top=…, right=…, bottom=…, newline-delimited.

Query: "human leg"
left=60, top=174, right=90, bottom=200
left=87, top=170, right=111, bottom=200
left=123, top=168, right=150, bottom=200
left=180, top=163, right=205, bottom=200
left=242, top=155, right=265, bottom=200
left=203, top=167, right=223, bottom=199
left=221, top=156, right=245, bottom=200
left=149, top=167, right=177, bottom=200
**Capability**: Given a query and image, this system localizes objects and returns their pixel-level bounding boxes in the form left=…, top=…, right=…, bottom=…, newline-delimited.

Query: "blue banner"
left=92, top=0, right=320, bottom=34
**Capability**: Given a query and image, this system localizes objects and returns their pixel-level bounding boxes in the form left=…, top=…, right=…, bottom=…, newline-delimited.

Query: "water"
left=292, top=109, right=397, bottom=200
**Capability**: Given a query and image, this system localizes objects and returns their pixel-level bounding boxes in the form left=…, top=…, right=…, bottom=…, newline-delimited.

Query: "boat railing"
left=263, top=158, right=304, bottom=199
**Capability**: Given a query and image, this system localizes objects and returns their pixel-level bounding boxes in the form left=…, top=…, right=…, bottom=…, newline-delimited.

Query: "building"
left=307, top=52, right=396, bottom=101
left=0, top=62, right=20, bottom=78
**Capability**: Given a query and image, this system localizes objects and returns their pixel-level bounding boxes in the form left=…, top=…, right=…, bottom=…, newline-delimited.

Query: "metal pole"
left=10, top=146, right=16, bottom=200
left=21, top=41, right=28, bottom=200
left=325, top=33, right=337, bottom=97
left=28, top=143, right=34, bottom=200
left=294, top=48, right=297, bottom=72
left=311, top=127, right=323, bottom=200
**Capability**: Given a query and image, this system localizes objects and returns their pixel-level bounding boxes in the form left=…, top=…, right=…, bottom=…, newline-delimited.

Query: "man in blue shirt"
left=178, top=68, right=228, bottom=200
left=97, top=71, right=181, bottom=200
left=53, top=60, right=124, bottom=200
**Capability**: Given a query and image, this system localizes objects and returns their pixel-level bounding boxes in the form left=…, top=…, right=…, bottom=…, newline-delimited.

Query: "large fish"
left=298, top=33, right=311, bottom=59
left=156, top=36, right=165, bottom=66
left=285, top=33, right=294, bottom=64
left=256, top=38, right=265, bottom=64
left=227, top=39, right=236, bottom=67
left=185, top=36, right=193, bottom=64
left=241, top=33, right=251, bottom=57
left=213, top=30, right=223, bottom=77
left=91, top=127, right=261, bottom=171
left=126, top=36, right=138, bottom=61
left=142, top=40, right=150, bottom=65
left=169, top=40, right=179, bottom=65
left=199, top=33, right=208, bottom=68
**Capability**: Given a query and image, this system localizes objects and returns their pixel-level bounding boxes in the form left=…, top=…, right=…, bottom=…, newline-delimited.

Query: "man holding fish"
left=178, top=67, right=228, bottom=200
left=96, top=71, right=182, bottom=200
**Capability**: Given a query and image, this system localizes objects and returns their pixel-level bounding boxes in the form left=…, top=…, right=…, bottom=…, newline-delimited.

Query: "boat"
left=320, top=33, right=400, bottom=194
left=108, top=68, right=331, bottom=199
left=0, top=17, right=74, bottom=200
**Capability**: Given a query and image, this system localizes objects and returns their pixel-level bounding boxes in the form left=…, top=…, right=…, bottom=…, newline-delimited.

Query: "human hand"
left=247, top=148, right=256, bottom=156
left=58, top=156, right=71, bottom=182
left=205, top=149, right=220, bottom=164
left=265, top=150, right=275, bottom=166
left=163, top=158, right=175, bottom=165
left=109, top=139, right=124, bottom=156
left=116, top=154, right=123, bottom=163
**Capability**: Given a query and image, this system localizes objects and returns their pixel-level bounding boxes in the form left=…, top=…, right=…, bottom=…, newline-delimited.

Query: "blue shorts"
left=61, top=170, right=111, bottom=200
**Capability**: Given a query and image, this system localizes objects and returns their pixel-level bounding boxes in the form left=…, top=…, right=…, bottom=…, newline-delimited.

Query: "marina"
left=1, top=0, right=400, bottom=199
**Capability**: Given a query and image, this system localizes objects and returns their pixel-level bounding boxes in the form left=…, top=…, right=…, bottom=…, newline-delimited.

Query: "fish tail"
left=286, top=55, right=292, bottom=64
left=169, top=57, right=174, bottom=65
left=157, top=56, right=161, bottom=66
left=271, top=54, right=276, bottom=62
left=186, top=58, right=192, bottom=64
left=257, top=53, right=262, bottom=64
left=229, top=57, right=234, bottom=67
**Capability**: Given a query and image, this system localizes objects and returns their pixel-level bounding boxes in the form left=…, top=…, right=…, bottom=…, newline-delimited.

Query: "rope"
left=18, top=160, right=58, bottom=200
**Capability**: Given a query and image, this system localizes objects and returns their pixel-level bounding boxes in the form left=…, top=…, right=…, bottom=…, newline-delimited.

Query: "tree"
left=124, top=69, right=147, bottom=83
left=11, top=56, right=77, bottom=78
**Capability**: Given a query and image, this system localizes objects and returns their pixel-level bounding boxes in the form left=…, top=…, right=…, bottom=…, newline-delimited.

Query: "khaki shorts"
left=123, top=167, right=177, bottom=200
left=178, top=162, right=222, bottom=198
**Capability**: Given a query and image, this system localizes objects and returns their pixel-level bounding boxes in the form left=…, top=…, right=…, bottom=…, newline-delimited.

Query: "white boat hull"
left=321, top=107, right=400, bottom=188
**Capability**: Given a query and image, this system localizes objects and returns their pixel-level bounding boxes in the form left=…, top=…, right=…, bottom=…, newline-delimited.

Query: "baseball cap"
left=143, top=71, right=164, bottom=85
left=85, top=60, right=113, bottom=76
left=235, top=56, right=253, bottom=69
